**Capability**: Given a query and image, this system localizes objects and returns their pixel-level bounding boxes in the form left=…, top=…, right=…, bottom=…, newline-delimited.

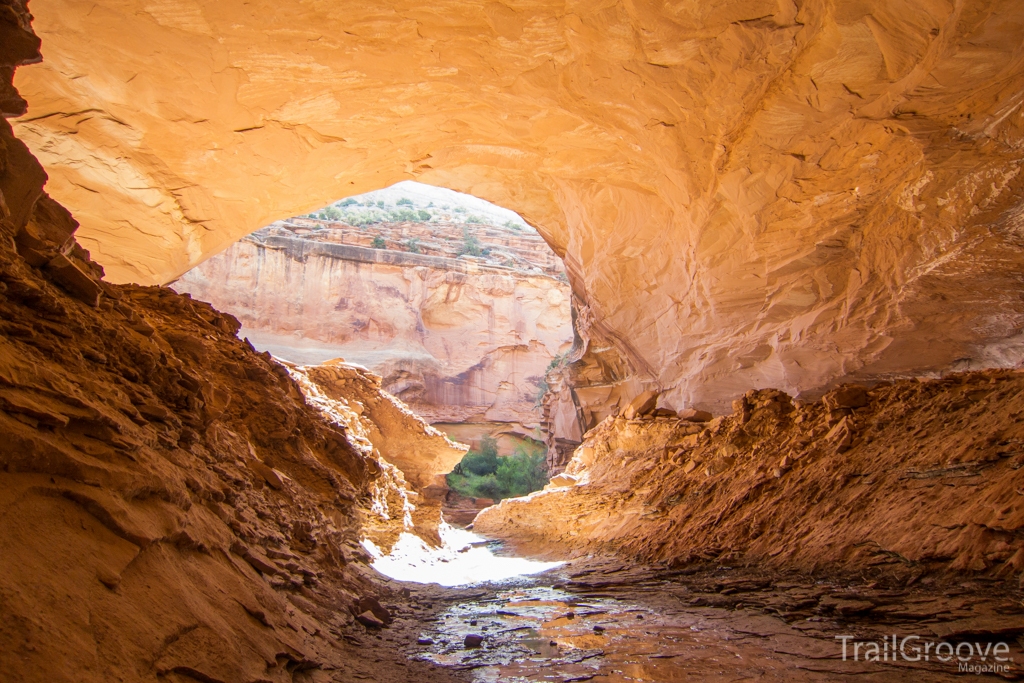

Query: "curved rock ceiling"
left=12, top=0, right=1024, bottom=409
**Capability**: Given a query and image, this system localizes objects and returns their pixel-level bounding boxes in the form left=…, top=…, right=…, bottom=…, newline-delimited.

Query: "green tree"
left=396, top=197, right=413, bottom=206
left=371, top=235, right=386, bottom=249
left=405, top=238, right=421, bottom=254
left=416, top=210, right=431, bottom=222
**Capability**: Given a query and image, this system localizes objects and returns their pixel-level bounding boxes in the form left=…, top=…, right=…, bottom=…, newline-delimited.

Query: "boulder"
left=622, top=390, right=659, bottom=419
left=355, top=596, right=392, bottom=626
left=823, top=385, right=870, bottom=411
left=678, top=408, right=713, bottom=423
left=355, top=611, right=384, bottom=628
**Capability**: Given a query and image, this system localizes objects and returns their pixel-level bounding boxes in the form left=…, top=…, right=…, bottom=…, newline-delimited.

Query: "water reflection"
left=361, top=524, right=563, bottom=586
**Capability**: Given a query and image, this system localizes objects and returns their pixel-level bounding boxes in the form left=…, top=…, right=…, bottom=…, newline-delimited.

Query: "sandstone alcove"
left=2, top=1, right=1024, bottom=681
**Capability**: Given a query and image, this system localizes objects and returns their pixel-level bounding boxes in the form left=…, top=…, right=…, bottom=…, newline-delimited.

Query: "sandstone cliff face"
left=476, top=372, right=1024, bottom=582
left=173, top=224, right=573, bottom=433
left=13, top=0, right=1024, bottom=410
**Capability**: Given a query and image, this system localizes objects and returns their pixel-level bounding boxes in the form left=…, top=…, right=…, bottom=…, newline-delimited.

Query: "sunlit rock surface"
left=173, top=219, right=573, bottom=432
left=476, top=372, right=1024, bottom=578
left=15, top=0, right=1024, bottom=409
left=297, top=360, right=468, bottom=492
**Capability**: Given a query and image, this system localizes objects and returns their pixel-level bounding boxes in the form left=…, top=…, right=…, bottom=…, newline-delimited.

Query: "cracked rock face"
left=13, top=0, right=1024, bottom=409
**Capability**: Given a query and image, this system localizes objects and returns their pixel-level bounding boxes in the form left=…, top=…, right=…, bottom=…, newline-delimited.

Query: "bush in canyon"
left=396, top=197, right=413, bottom=206
left=459, top=436, right=500, bottom=475
left=495, top=443, right=548, bottom=497
left=447, top=437, right=548, bottom=500
left=371, top=235, right=386, bottom=249
left=405, top=238, right=421, bottom=253
left=458, top=227, right=482, bottom=256
left=389, top=208, right=419, bottom=222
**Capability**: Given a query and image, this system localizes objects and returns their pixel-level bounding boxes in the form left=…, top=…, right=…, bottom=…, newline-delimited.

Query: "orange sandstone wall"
left=12, top=0, right=1024, bottom=411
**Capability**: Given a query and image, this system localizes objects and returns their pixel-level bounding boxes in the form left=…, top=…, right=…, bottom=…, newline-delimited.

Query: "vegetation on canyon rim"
left=311, top=194, right=524, bottom=231
left=447, top=436, right=549, bottom=501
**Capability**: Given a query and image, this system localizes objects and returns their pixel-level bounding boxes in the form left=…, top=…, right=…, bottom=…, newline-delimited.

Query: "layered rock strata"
left=14, top=0, right=1024, bottom=411
left=173, top=221, right=574, bottom=437
left=0, top=16, right=461, bottom=678
left=477, top=372, right=1024, bottom=583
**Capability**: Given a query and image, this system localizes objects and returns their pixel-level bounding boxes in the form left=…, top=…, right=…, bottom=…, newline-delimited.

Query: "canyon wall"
left=0, top=6, right=1022, bottom=680
left=173, top=222, right=574, bottom=440
left=477, top=372, right=1024, bottom=583
left=13, top=0, right=1024, bottom=411
left=0, top=11, right=465, bottom=677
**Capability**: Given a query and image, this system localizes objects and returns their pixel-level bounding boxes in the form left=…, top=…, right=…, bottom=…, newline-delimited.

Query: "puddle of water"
left=410, top=585, right=902, bottom=683
left=414, top=586, right=644, bottom=681
left=361, top=523, right=563, bottom=587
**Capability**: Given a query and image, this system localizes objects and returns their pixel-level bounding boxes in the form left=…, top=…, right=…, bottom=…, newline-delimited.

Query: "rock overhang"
left=10, top=0, right=1024, bottom=410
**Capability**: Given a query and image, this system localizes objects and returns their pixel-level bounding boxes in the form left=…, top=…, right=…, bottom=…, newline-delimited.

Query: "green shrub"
left=457, top=227, right=482, bottom=256
left=370, top=235, right=386, bottom=249
left=447, top=437, right=548, bottom=501
left=396, top=197, right=413, bottom=206
left=416, top=210, right=431, bottom=221
left=340, top=198, right=357, bottom=207
left=390, top=208, right=418, bottom=222
left=459, top=436, right=499, bottom=475
left=496, top=444, right=548, bottom=497
left=405, top=238, right=421, bottom=254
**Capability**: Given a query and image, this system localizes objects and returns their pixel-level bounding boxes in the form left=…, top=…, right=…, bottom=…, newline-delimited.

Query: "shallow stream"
left=365, top=529, right=1017, bottom=682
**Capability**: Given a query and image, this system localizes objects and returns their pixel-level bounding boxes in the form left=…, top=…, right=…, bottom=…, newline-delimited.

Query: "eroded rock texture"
left=0, top=12, right=462, bottom=677
left=476, top=372, right=1024, bottom=582
left=172, top=219, right=573, bottom=432
left=14, top=0, right=1024, bottom=409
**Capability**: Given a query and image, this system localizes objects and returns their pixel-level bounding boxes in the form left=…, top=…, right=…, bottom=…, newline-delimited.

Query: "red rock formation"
left=173, top=220, right=574, bottom=440
left=0, top=18, right=461, bottom=677
left=14, top=0, right=1024, bottom=413
left=477, top=373, right=1024, bottom=583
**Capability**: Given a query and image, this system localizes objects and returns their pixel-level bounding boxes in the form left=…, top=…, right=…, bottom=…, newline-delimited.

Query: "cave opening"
left=5, top=1, right=1024, bottom=680
left=170, top=180, right=575, bottom=581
